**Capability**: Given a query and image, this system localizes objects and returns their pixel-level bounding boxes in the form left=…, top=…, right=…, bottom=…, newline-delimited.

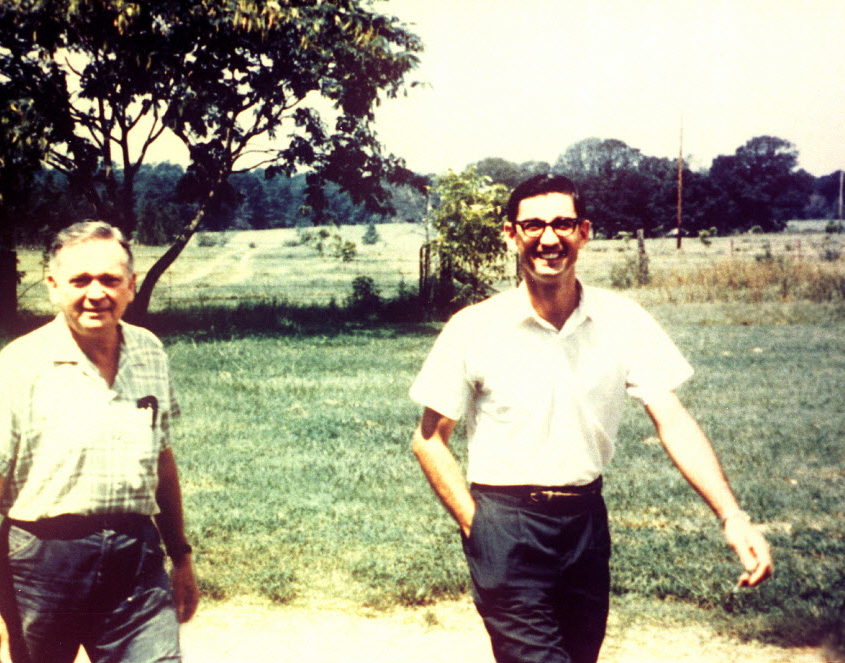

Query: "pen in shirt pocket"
left=136, top=395, right=159, bottom=428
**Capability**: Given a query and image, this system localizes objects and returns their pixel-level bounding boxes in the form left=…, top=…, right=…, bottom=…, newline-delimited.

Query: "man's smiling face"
left=505, top=192, right=591, bottom=285
left=47, top=238, right=136, bottom=340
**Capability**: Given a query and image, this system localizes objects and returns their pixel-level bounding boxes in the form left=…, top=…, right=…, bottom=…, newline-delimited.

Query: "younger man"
left=410, top=174, right=772, bottom=663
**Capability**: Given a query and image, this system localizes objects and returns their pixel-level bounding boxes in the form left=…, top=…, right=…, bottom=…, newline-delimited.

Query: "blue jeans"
left=463, top=485, right=611, bottom=663
left=2, top=516, right=181, bottom=663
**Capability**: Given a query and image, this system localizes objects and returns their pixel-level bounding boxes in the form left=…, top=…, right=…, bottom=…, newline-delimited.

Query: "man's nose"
left=85, top=279, right=106, bottom=299
left=539, top=224, right=560, bottom=244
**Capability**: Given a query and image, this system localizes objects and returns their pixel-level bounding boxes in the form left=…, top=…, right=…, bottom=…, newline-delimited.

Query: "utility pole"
left=676, top=123, right=683, bottom=249
left=839, top=170, right=843, bottom=221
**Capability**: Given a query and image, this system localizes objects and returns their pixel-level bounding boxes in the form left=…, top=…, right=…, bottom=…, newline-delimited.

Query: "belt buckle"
left=529, top=489, right=553, bottom=503
left=529, top=489, right=581, bottom=502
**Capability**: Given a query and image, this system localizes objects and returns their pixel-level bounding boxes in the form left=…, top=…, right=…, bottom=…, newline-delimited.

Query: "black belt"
left=471, top=476, right=602, bottom=502
left=7, top=513, right=152, bottom=539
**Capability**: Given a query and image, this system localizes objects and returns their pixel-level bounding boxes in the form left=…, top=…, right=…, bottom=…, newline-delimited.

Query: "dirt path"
left=145, top=598, right=826, bottom=663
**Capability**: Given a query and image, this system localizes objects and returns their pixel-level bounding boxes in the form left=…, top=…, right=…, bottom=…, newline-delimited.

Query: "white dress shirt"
left=410, top=284, right=693, bottom=486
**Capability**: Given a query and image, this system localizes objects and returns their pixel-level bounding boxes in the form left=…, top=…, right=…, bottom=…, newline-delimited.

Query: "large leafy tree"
left=0, top=0, right=423, bottom=317
left=473, top=157, right=551, bottom=189
left=708, top=136, right=813, bottom=232
left=554, top=138, right=675, bottom=237
left=0, top=53, right=69, bottom=326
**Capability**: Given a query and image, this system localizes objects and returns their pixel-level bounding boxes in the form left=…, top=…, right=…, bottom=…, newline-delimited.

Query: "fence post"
left=636, top=229, right=650, bottom=285
left=419, top=243, right=432, bottom=312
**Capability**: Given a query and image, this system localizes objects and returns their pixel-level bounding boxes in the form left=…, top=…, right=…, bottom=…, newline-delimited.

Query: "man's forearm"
left=412, top=421, right=476, bottom=537
left=645, top=393, right=741, bottom=518
left=155, top=447, right=190, bottom=555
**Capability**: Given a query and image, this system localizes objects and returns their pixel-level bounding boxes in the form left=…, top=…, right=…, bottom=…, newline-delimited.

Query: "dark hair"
left=505, top=174, right=586, bottom=222
left=49, top=220, right=134, bottom=273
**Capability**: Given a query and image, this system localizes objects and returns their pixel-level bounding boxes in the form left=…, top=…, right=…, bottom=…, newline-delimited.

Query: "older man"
left=0, top=221, right=198, bottom=662
left=410, top=174, right=772, bottom=663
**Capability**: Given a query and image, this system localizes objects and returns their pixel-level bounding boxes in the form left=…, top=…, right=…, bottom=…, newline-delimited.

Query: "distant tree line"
left=12, top=133, right=840, bottom=252
left=473, top=135, right=841, bottom=239
left=9, top=165, right=428, bottom=249
left=6, top=133, right=840, bottom=262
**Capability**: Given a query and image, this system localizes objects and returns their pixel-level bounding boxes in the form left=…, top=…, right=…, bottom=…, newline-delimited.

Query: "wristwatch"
left=167, top=542, right=193, bottom=562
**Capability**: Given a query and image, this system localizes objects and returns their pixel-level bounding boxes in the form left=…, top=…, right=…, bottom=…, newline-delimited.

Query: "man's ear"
left=46, top=273, right=58, bottom=305
left=579, top=219, right=592, bottom=244
left=503, top=221, right=517, bottom=250
left=127, top=272, right=137, bottom=302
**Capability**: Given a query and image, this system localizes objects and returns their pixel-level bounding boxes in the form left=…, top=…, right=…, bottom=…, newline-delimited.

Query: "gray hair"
left=49, top=220, right=134, bottom=274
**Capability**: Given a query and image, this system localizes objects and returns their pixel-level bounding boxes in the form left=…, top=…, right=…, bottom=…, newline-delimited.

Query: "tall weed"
left=652, top=257, right=845, bottom=303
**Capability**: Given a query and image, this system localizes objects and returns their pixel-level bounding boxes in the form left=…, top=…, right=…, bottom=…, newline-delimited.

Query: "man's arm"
left=155, top=447, right=199, bottom=622
left=411, top=407, right=476, bottom=538
left=644, top=391, right=773, bottom=587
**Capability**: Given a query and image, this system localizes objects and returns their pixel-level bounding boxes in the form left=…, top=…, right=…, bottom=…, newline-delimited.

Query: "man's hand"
left=171, top=556, right=200, bottom=623
left=723, top=513, right=773, bottom=587
left=0, top=614, right=11, bottom=663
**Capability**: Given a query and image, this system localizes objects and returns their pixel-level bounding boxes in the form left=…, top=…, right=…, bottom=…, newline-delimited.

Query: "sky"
left=370, top=0, right=845, bottom=177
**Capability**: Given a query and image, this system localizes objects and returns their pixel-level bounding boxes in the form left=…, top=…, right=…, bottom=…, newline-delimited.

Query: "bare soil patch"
left=111, top=597, right=826, bottom=663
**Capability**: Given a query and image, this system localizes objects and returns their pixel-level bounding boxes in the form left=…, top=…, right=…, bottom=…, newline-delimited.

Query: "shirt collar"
left=47, top=314, right=127, bottom=364
left=510, top=281, right=595, bottom=332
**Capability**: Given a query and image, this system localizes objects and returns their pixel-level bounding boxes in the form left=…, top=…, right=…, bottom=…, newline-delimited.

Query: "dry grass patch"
left=650, top=256, right=845, bottom=303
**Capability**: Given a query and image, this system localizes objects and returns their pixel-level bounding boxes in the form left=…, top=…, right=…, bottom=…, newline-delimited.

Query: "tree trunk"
left=129, top=192, right=216, bottom=322
left=0, top=243, right=17, bottom=330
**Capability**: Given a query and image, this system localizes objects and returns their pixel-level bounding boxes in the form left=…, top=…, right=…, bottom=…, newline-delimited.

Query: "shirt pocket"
left=109, top=401, right=159, bottom=478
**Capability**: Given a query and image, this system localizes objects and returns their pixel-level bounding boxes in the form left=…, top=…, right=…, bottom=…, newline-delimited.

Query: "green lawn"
left=6, top=224, right=845, bottom=648
left=161, top=311, right=844, bottom=647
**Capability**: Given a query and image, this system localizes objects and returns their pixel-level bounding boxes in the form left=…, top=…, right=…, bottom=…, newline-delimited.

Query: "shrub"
left=698, top=227, right=718, bottom=247
left=332, top=237, right=357, bottom=262
left=819, top=237, right=842, bottom=262
left=346, top=275, right=381, bottom=315
left=195, top=232, right=228, bottom=247
left=610, top=252, right=650, bottom=288
left=362, top=222, right=380, bottom=245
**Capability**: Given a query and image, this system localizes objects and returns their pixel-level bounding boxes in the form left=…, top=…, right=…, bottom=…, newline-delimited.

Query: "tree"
left=361, top=221, right=380, bottom=245
left=810, top=170, right=844, bottom=220
left=473, top=157, right=552, bottom=189
left=1, top=0, right=423, bottom=318
left=708, top=136, right=813, bottom=233
left=554, top=138, right=675, bottom=237
left=134, top=163, right=194, bottom=244
left=472, top=157, right=524, bottom=188
left=0, top=52, right=71, bottom=325
left=426, top=168, right=509, bottom=309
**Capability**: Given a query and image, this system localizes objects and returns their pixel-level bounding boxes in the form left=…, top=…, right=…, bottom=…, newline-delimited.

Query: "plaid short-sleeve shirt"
left=0, top=316, right=179, bottom=520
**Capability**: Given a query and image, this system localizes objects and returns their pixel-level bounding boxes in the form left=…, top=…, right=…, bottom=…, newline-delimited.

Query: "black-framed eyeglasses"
left=513, top=217, right=582, bottom=238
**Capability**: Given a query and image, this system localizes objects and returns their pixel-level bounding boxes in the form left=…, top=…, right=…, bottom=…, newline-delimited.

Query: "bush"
left=195, top=231, right=228, bottom=247
left=346, top=275, right=381, bottom=316
left=362, top=222, right=380, bottom=245
left=698, top=227, right=718, bottom=247
left=610, top=252, right=650, bottom=288
left=819, top=237, right=842, bottom=262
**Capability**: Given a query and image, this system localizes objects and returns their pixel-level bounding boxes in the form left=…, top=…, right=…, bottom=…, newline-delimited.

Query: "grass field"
left=158, top=314, right=844, bottom=648
left=6, top=222, right=845, bottom=649
left=15, top=221, right=845, bottom=314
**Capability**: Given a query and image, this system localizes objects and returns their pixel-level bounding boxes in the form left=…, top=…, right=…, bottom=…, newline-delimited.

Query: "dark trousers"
left=0, top=515, right=181, bottom=663
left=463, top=484, right=611, bottom=663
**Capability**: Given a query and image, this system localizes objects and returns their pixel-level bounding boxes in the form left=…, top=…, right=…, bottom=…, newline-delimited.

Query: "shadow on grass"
left=0, top=297, right=443, bottom=345
left=141, top=297, right=443, bottom=341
